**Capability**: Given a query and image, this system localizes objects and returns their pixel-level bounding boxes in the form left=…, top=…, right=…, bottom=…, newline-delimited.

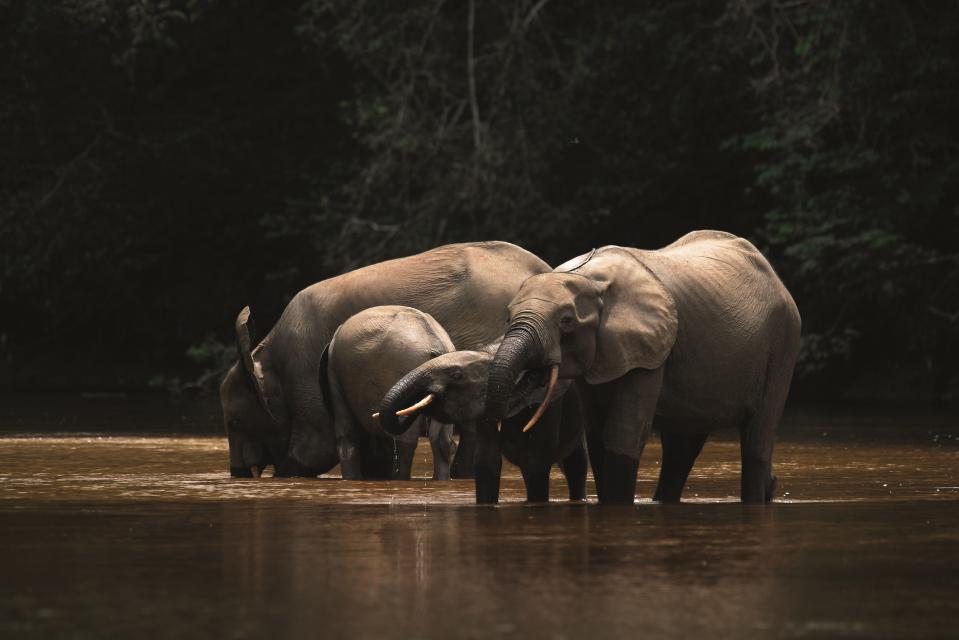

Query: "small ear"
left=235, top=306, right=286, bottom=424
left=585, top=255, right=678, bottom=384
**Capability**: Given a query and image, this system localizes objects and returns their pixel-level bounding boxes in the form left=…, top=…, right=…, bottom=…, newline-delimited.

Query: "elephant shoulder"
left=658, top=229, right=740, bottom=250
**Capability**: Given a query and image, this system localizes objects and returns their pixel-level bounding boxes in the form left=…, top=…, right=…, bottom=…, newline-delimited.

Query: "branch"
left=522, top=0, right=551, bottom=31
left=466, top=0, right=481, bottom=151
left=928, top=306, right=959, bottom=323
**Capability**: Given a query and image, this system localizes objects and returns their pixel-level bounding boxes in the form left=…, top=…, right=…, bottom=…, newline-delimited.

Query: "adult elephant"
left=220, top=241, right=549, bottom=478
left=483, top=231, right=801, bottom=504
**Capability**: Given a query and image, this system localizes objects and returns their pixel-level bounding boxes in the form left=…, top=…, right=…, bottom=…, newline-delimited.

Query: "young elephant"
left=320, top=306, right=457, bottom=480
left=484, top=230, right=802, bottom=505
left=378, top=348, right=588, bottom=502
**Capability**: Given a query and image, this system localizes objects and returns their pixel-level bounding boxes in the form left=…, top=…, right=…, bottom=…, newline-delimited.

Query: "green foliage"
left=2, top=0, right=957, bottom=396
left=149, top=334, right=235, bottom=393
left=722, top=1, right=959, bottom=391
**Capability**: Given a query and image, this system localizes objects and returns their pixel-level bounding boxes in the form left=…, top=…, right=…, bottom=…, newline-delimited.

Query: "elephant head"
left=484, top=248, right=679, bottom=427
left=376, top=350, right=493, bottom=436
left=376, top=346, right=564, bottom=436
left=220, top=306, right=290, bottom=477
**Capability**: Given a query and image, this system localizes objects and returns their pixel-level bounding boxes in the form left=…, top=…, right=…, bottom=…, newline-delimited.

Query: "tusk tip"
left=395, top=393, right=435, bottom=417
left=371, top=412, right=380, bottom=420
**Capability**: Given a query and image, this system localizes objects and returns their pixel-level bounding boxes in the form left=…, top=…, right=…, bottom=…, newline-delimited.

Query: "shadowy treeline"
left=2, top=1, right=957, bottom=399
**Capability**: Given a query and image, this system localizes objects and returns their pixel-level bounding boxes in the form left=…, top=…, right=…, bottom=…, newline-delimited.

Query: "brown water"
left=1, top=396, right=958, bottom=638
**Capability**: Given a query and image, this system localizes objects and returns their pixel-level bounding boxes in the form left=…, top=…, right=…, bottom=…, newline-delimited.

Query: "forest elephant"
left=483, top=230, right=801, bottom=504
left=219, top=241, right=550, bottom=479
left=378, top=344, right=588, bottom=502
left=319, top=306, right=457, bottom=480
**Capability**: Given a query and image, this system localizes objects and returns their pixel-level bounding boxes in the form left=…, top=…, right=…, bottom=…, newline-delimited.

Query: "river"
left=1, top=394, right=957, bottom=638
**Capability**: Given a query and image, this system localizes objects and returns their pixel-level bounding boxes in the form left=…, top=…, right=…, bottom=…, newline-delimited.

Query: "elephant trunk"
left=379, top=366, right=433, bottom=436
left=484, top=323, right=543, bottom=423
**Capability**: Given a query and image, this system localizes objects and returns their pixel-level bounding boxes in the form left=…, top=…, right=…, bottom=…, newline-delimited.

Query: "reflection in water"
left=0, top=404, right=957, bottom=638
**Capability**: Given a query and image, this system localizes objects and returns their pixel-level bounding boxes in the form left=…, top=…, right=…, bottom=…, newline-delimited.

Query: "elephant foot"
left=230, top=466, right=254, bottom=478
left=740, top=456, right=773, bottom=503
left=599, top=452, right=638, bottom=505
left=766, top=474, right=778, bottom=502
left=521, top=465, right=551, bottom=503
left=273, top=457, right=318, bottom=478
left=652, top=487, right=681, bottom=503
left=475, top=461, right=502, bottom=504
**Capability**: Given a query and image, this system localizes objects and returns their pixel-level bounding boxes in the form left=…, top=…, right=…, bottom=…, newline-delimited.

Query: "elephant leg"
left=740, top=409, right=780, bottom=504
left=336, top=430, right=363, bottom=480
left=559, top=433, right=588, bottom=501
left=653, top=427, right=708, bottom=503
left=450, top=422, right=476, bottom=479
left=324, top=365, right=364, bottom=479
left=474, top=419, right=502, bottom=504
left=597, top=367, right=663, bottom=505
left=427, top=419, right=454, bottom=480
left=391, top=421, right=421, bottom=480
left=578, top=384, right=608, bottom=502
left=520, top=463, right=552, bottom=503
left=740, top=343, right=797, bottom=503
left=360, top=436, right=393, bottom=479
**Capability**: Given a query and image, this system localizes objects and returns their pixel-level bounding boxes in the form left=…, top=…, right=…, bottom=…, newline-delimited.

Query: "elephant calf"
left=320, top=306, right=458, bottom=480
left=378, top=341, right=588, bottom=502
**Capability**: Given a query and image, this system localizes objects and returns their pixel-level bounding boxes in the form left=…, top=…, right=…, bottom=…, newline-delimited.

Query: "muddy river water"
left=1, top=395, right=957, bottom=638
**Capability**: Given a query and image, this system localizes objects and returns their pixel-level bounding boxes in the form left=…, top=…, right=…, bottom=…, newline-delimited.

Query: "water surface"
left=1, top=396, right=957, bottom=638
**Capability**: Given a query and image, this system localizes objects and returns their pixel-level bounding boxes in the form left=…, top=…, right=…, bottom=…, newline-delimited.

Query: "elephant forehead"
left=429, top=350, right=490, bottom=368
left=512, top=273, right=594, bottom=306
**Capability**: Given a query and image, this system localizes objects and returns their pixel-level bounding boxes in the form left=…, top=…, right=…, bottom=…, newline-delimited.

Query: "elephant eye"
left=559, top=313, right=575, bottom=331
left=449, top=368, right=464, bottom=381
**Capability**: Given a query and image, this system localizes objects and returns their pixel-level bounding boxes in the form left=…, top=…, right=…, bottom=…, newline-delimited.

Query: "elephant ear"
left=582, top=251, right=678, bottom=384
left=235, top=306, right=287, bottom=424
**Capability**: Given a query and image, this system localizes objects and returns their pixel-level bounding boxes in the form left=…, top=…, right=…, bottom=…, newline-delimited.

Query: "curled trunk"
left=484, top=324, right=542, bottom=422
left=379, top=368, right=432, bottom=435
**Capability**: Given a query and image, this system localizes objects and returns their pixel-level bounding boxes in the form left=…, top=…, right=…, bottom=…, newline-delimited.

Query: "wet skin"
left=1, top=398, right=958, bottom=639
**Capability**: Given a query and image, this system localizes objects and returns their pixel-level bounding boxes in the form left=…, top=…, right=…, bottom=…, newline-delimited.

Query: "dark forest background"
left=1, top=0, right=957, bottom=401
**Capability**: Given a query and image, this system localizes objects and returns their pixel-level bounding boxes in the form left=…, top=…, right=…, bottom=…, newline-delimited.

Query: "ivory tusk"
left=497, top=421, right=502, bottom=432
left=250, top=465, right=261, bottom=479
left=396, top=393, right=434, bottom=417
left=371, top=412, right=380, bottom=420
left=523, top=365, right=560, bottom=433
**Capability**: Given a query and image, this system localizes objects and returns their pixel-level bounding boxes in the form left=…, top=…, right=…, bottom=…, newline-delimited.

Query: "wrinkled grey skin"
left=220, top=241, right=549, bottom=478
left=485, top=231, right=801, bottom=504
left=321, top=306, right=457, bottom=481
left=379, top=347, right=587, bottom=503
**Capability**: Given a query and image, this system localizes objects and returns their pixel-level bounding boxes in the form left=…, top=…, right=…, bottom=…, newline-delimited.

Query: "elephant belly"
left=654, top=350, right=766, bottom=433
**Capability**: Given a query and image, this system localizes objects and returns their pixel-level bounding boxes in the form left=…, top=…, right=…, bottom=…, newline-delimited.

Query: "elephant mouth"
left=505, top=366, right=555, bottom=417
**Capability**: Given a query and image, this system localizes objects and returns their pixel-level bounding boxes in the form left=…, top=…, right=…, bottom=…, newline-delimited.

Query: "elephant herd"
left=219, top=230, right=801, bottom=504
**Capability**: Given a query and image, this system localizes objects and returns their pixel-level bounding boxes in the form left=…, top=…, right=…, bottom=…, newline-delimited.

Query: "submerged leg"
left=474, top=419, right=502, bottom=504
left=450, top=422, right=476, bottom=479
left=653, top=429, right=708, bottom=503
left=520, top=463, right=552, bottom=503
left=559, top=434, right=588, bottom=501
left=597, top=368, right=663, bottom=505
left=428, top=419, right=455, bottom=480
left=392, top=422, right=420, bottom=480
